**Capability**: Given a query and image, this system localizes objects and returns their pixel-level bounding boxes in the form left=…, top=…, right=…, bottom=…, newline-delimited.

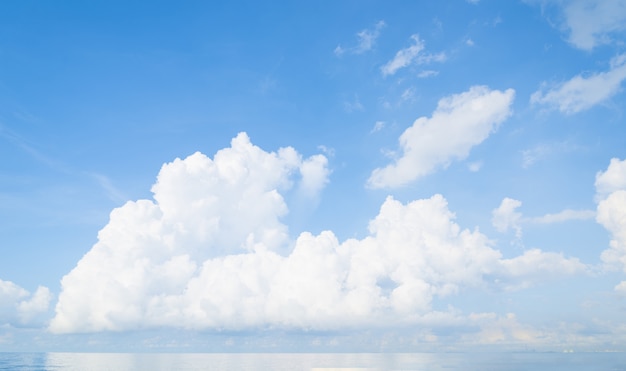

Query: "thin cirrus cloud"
left=49, top=133, right=584, bottom=334
left=530, top=53, right=626, bottom=114
left=380, top=34, right=446, bottom=77
left=368, top=85, right=515, bottom=189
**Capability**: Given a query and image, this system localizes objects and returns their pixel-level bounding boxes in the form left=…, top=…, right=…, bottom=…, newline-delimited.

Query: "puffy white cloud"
left=597, top=190, right=626, bottom=271
left=595, top=157, right=626, bottom=200
left=595, top=158, right=626, bottom=288
left=50, top=134, right=583, bottom=334
left=531, top=54, right=626, bottom=114
left=559, top=0, right=626, bottom=51
left=381, top=35, right=446, bottom=76
left=298, top=155, right=330, bottom=198
left=0, top=280, right=51, bottom=327
left=492, top=198, right=523, bottom=238
left=368, top=86, right=515, bottom=189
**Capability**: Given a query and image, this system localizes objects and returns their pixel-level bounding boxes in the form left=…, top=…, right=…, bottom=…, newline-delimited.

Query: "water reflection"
left=42, top=353, right=455, bottom=370
left=25, top=351, right=626, bottom=371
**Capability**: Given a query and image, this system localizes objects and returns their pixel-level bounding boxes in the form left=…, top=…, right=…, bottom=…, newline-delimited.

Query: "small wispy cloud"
left=89, top=173, right=128, bottom=204
left=521, top=141, right=578, bottom=168
left=468, top=161, right=483, bottom=172
left=381, top=35, right=446, bottom=76
left=343, top=95, right=364, bottom=112
left=370, top=121, right=386, bottom=133
left=335, top=21, right=386, bottom=56
left=0, top=123, right=70, bottom=173
left=417, top=70, right=439, bottom=78
left=530, top=54, right=626, bottom=114
left=527, top=209, right=596, bottom=224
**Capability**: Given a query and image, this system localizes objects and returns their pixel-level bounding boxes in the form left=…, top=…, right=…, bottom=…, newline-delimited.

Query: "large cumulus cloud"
left=595, top=158, right=626, bottom=293
left=50, top=133, right=583, bottom=334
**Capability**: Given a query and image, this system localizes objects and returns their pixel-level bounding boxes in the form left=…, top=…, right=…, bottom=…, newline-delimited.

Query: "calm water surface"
left=1, top=352, right=625, bottom=370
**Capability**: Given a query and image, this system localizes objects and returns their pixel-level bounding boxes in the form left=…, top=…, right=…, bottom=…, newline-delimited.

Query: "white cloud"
left=343, top=95, right=364, bottom=112
left=298, top=155, right=330, bottom=198
left=50, top=134, right=581, bottom=334
left=468, top=161, right=483, bottom=172
left=595, top=158, right=626, bottom=285
left=492, top=198, right=523, bottom=239
left=368, top=86, right=515, bottom=188
left=528, top=209, right=595, bottom=224
left=0, top=280, right=51, bottom=327
left=560, top=0, right=626, bottom=50
left=370, top=121, right=386, bottom=133
left=381, top=35, right=446, bottom=77
left=595, top=157, right=626, bottom=200
left=498, top=249, right=586, bottom=290
left=381, top=35, right=425, bottom=76
left=335, top=21, right=385, bottom=56
left=417, top=70, right=439, bottom=78
left=530, top=53, right=626, bottom=114
left=400, top=87, right=416, bottom=102
left=597, top=190, right=626, bottom=271
left=493, top=197, right=594, bottom=243
left=615, top=281, right=626, bottom=295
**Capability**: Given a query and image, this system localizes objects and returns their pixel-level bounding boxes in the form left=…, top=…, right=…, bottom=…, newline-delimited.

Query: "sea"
left=1, top=352, right=626, bottom=371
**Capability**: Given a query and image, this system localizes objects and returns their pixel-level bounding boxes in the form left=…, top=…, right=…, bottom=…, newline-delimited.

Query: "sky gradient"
left=1, top=0, right=626, bottom=352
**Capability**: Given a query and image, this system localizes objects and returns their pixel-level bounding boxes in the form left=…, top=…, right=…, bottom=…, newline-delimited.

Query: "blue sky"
left=1, top=0, right=626, bottom=352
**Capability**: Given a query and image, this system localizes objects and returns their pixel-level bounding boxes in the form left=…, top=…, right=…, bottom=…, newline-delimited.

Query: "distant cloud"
left=317, top=145, right=335, bottom=157
left=368, top=86, right=515, bottom=188
left=0, top=280, right=51, bottom=327
left=335, top=21, right=385, bottom=56
left=417, top=70, right=439, bottom=78
left=528, top=209, right=595, bottom=224
left=559, top=0, right=626, bottom=51
left=492, top=198, right=523, bottom=239
left=521, top=141, right=578, bottom=168
left=531, top=54, right=626, bottom=114
left=49, top=134, right=582, bottom=334
left=468, top=161, right=483, bottom=172
left=400, top=87, right=416, bottom=102
left=343, top=95, right=364, bottom=112
left=370, top=121, right=386, bottom=133
left=381, top=35, right=446, bottom=76
left=493, top=197, right=595, bottom=242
